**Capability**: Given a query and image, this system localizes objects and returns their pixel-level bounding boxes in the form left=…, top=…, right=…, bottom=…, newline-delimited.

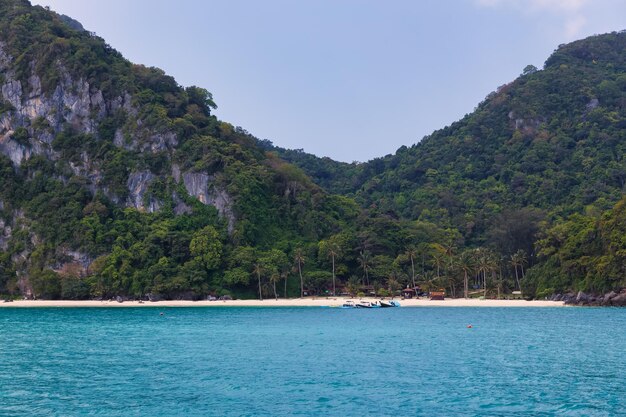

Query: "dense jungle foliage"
left=263, top=31, right=626, bottom=297
left=0, top=1, right=624, bottom=300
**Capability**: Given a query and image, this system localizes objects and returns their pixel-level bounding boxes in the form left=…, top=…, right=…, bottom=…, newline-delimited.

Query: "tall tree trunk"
left=273, top=280, right=277, bottom=301
left=257, top=271, right=263, bottom=301
left=284, top=275, right=288, bottom=299
left=332, top=255, right=336, bottom=296
left=514, top=265, right=520, bottom=291
left=464, top=270, right=468, bottom=299
left=499, top=263, right=503, bottom=300
left=483, top=270, right=487, bottom=298
left=493, top=270, right=499, bottom=300
left=410, top=255, right=416, bottom=289
left=298, top=262, right=303, bottom=298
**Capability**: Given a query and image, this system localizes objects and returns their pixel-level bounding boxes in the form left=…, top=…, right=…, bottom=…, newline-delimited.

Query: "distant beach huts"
left=430, top=290, right=445, bottom=300
left=402, top=287, right=416, bottom=299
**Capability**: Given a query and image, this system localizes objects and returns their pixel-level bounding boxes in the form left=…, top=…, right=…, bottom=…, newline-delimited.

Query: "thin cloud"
left=564, top=15, right=587, bottom=37
left=474, top=0, right=589, bottom=38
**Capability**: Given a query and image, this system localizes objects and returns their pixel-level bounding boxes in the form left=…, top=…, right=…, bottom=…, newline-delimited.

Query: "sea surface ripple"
left=0, top=307, right=625, bottom=416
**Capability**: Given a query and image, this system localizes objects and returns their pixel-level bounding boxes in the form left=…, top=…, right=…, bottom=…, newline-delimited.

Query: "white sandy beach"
left=0, top=297, right=565, bottom=308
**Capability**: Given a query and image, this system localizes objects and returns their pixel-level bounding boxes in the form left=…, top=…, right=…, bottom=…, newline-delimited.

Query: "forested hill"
left=0, top=0, right=625, bottom=302
left=0, top=0, right=359, bottom=299
left=264, top=31, right=626, bottom=300
left=256, top=139, right=365, bottom=196
left=291, top=31, right=626, bottom=247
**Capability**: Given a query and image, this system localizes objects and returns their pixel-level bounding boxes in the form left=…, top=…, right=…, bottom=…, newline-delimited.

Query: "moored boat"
left=379, top=300, right=401, bottom=308
left=342, top=300, right=357, bottom=308
left=356, top=301, right=381, bottom=308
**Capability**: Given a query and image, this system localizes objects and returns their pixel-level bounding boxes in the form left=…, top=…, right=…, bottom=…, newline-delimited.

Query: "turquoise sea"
left=1, top=307, right=625, bottom=416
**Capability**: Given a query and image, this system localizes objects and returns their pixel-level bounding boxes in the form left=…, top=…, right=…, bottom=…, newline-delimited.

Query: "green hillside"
left=265, top=31, right=626, bottom=298
left=0, top=0, right=624, bottom=300
left=351, top=31, right=626, bottom=240
left=0, top=0, right=358, bottom=299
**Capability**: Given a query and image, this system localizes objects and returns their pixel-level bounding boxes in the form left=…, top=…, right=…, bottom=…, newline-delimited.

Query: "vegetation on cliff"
left=0, top=1, right=624, bottom=300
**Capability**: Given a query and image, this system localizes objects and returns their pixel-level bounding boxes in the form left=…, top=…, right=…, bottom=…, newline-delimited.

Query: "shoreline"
left=0, top=297, right=566, bottom=308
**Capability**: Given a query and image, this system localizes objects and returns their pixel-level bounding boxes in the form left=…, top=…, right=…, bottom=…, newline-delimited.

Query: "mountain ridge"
left=0, top=0, right=625, bottom=301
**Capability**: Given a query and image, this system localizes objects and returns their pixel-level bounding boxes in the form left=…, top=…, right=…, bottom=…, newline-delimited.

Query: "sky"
left=31, top=0, right=626, bottom=162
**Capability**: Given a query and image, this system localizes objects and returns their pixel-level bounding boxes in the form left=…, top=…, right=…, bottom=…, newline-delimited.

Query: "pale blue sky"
left=32, top=0, right=626, bottom=162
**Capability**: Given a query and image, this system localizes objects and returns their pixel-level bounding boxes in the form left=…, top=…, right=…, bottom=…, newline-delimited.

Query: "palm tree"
left=510, top=250, right=524, bottom=290
left=457, top=250, right=474, bottom=299
left=510, top=254, right=520, bottom=291
left=269, top=271, right=280, bottom=300
left=431, top=251, right=445, bottom=279
left=477, top=249, right=497, bottom=298
left=387, top=274, right=402, bottom=298
left=405, top=246, right=417, bottom=290
left=324, top=241, right=341, bottom=296
left=253, top=263, right=263, bottom=301
left=516, top=249, right=528, bottom=279
left=282, top=268, right=289, bottom=299
left=510, top=249, right=528, bottom=291
left=293, top=248, right=305, bottom=298
left=358, top=250, right=371, bottom=286
left=346, top=275, right=360, bottom=297
left=430, top=243, right=453, bottom=280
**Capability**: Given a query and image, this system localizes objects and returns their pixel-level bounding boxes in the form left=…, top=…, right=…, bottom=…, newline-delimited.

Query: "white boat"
left=356, top=301, right=381, bottom=308
left=379, top=300, right=401, bottom=308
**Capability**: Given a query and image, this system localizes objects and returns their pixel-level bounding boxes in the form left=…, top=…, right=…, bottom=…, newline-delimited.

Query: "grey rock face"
left=1, top=79, right=22, bottom=109
left=172, top=192, right=192, bottom=215
left=0, top=134, right=30, bottom=165
left=52, top=249, right=93, bottom=277
left=171, top=163, right=181, bottom=183
left=146, top=132, right=177, bottom=153
left=64, top=250, right=93, bottom=270
left=610, top=291, right=626, bottom=307
left=0, top=217, right=12, bottom=250
left=182, top=171, right=210, bottom=205
left=559, top=289, right=626, bottom=307
left=586, top=98, right=600, bottom=110
left=126, top=171, right=161, bottom=213
left=182, top=171, right=235, bottom=232
left=575, top=291, right=589, bottom=304
left=0, top=43, right=237, bottom=241
left=113, top=128, right=125, bottom=148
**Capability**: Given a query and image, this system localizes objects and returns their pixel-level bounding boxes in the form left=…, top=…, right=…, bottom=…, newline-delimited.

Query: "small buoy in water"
left=467, top=325, right=472, bottom=328
left=160, top=312, right=164, bottom=316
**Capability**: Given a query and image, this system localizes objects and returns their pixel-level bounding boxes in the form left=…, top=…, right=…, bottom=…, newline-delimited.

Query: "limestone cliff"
left=0, top=40, right=235, bottom=224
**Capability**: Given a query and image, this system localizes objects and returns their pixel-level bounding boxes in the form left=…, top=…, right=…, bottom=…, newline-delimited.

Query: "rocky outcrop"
left=126, top=171, right=161, bottom=213
left=181, top=171, right=235, bottom=232
left=0, top=41, right=185, bottom=217
left=508, top=110, right=545, bottom=133
left=1, top=62, right=106, bottom=137
left=0, top=132, right=30, bottom=165
left=172, top=192, right=192, bottom=215
left=0, top=42, right=106, bottom=167
left=552, top=289, right=626, bottom=307
left=585, top=98, right=600, bottom=111
left=0, top=217, right=11, bottom=250
left=52, top=250, right=93, bottom=278
left=0, top=40, right=178, bottom=170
